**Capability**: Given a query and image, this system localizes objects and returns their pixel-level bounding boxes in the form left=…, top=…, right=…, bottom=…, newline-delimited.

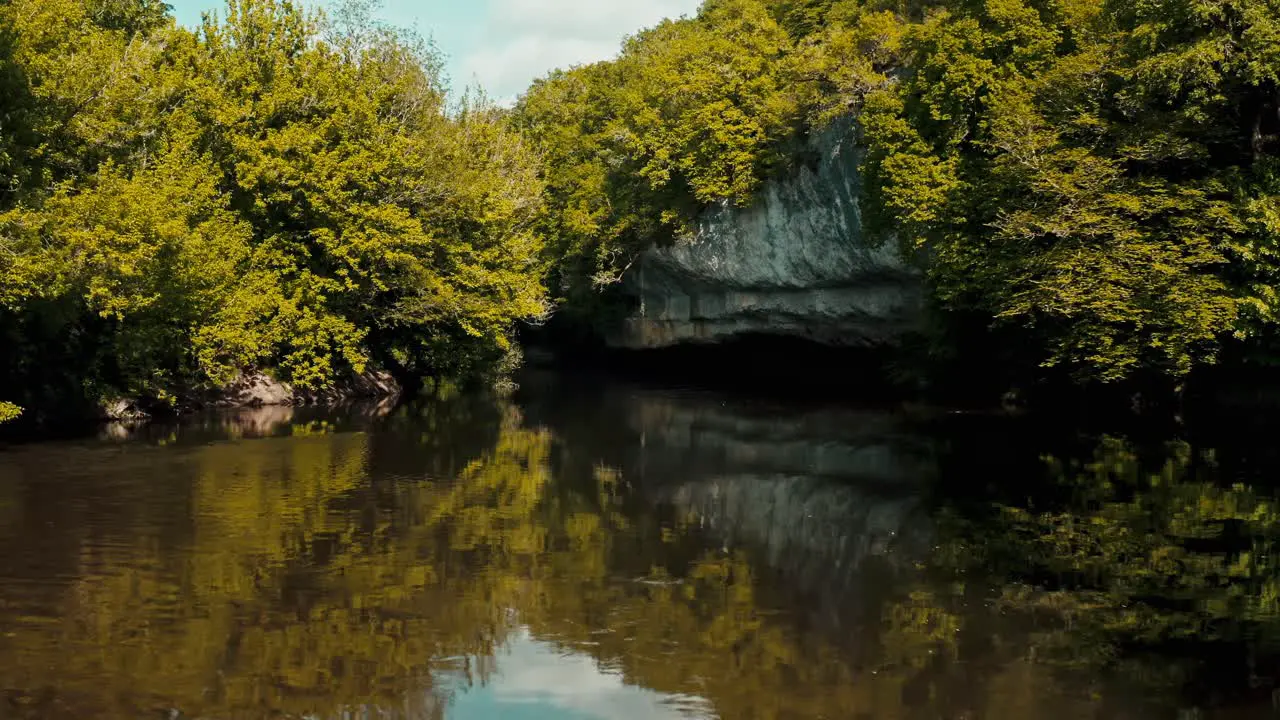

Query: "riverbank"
left=0, top=369, right=403, bottom=437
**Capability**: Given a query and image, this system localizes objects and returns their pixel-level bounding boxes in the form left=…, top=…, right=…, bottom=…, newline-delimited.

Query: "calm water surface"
left=3, top=371, right=1280, bottom=719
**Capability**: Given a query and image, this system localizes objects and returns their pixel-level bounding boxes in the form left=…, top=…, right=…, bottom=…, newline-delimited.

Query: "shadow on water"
left=3, top=371, right=1280, bottom=718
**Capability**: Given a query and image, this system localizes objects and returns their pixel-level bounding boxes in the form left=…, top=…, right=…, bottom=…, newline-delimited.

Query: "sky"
left=167, top=0, right=703, bottom=103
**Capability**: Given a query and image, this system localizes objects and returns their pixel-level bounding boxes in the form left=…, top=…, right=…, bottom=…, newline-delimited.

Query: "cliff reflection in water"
left=0, top=389, right=888, bottom=719
left=3, top=379, right=1280, bottom=718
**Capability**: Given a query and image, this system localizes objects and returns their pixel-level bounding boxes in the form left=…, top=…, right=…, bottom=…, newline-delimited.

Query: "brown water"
left=2, top=371, right=1280, bottom=719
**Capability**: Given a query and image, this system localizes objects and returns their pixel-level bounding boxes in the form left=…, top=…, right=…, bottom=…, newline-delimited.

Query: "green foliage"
left=513, top=0, right=1280, bottom=386
left=0, top=402, right=20, bottom=423
left=0, top=0, right=546, bottom=415
left=513, top=0, right=802, bottom=303
left=6, top=0, right=1280, bottom=405
left=1, top=150, right=254, bottom=396
left=853, top=0, right=1280, bottom=381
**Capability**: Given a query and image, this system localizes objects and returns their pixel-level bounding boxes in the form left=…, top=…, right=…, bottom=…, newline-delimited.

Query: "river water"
left=1, top=370, right=1279, bottom=719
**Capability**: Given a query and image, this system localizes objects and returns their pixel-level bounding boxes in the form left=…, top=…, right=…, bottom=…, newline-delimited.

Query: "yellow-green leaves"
left=0, top=0, right=548, bottom=412
left=0, top=402, right=20, bottom=423
left=515, top=0, right=802, bottom=304
left=619, top=0, right=798, bottom=207
left=5, top=0, right=1279, bottom=405
left=1, top=148, right=255, bottom=395
left=513, top=0, right=1277, bottom=384
left=797, top=9, right=904, bottom=124
left=854, top=0, right=1278, bottom=382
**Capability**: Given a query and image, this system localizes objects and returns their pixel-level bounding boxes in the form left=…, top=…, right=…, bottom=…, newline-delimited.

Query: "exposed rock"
left=98, top=397, right=150, bottom=422
left=94, top=370, right=403, bottom=423
left=296, top=369, right=402, bottom=406
left=95, top=399, right=402, bottom=442
left=217, top=371, right=297, bottom=407
left=215, top=369, right=402, bottom=407
left=609, top=121, right=924, bottom=349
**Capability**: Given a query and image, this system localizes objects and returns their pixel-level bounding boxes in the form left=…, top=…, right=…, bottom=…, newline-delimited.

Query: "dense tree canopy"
left=514, top=0, right=1280, bottom=386
left=0, top=0, right=546, bottom=420
left=513, top=0, right=804, bottom=307
left=5, top=0, right=1280, bottom=421
left=854, top=0, right=1280, bottom=380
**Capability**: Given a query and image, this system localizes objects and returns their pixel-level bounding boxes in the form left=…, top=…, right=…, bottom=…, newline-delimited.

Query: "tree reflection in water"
left=0, top=398, right=860, bottom=719
left=899, top=435, right=1280, bottom=718
left=1, top=388, right=1280, bottom=719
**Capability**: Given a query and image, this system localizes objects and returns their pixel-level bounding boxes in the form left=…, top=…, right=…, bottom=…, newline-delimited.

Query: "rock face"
left=215, top=370, right=401, bottom=408
left=96, top=370, right=402, bottom=421
left=218, top=371, right=298, bottom=407
left=609, top=122, right=924, bottom=349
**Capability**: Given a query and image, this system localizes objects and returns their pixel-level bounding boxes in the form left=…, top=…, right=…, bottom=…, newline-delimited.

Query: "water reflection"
left=2, top=378, right=1280, bottom=718
left=911, top=436, right=1280, bottom=717
left=443, top=628, right=715, bottom=719
left=0, top=394, right=871, bottom=719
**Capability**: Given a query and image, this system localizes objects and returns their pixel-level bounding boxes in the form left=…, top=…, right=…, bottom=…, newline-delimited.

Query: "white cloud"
left=458, top=0, right=703, bottom=103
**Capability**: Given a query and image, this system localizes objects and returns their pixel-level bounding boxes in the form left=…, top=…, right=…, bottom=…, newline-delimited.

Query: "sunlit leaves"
left=514, top=0, right=1280, bottom=384
left=513, top=0, right=801, bottom=302
left=854, top=0, right=1280, bottom=381
left=0, top=0, right=548, bottom=410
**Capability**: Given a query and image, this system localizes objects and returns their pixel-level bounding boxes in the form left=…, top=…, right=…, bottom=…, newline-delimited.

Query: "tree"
left=514, top=0, right=1280, bottom=387
left=857, top=0, right=1279, bottom=381
left=513, top=0, right=802, bottom=307
left=0, top=0, right=549, bottom=417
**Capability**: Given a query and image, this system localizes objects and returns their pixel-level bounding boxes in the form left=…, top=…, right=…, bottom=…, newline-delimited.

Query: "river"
left=1, top=369, right=1279, bottom=719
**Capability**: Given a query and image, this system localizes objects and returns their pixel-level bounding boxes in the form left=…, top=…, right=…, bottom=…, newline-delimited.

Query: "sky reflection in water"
left=443, top=628, right=715, bottom=719
left=3, top=373, right=1280, bottom=718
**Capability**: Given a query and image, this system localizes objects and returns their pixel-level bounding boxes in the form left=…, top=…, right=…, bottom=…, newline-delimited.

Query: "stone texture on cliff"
left=611, top=122, right=923, bottom=349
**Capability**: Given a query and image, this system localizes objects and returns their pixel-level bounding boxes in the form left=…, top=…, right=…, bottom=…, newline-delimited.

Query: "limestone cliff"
left=609, top=123, right=924, bottom=349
